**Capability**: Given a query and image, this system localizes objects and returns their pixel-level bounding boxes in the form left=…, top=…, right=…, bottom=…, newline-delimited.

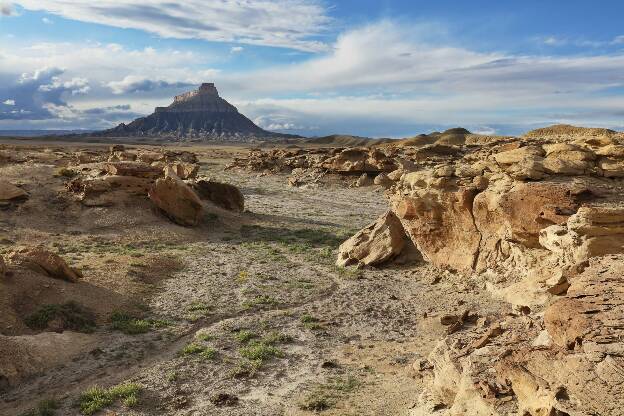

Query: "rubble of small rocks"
left=226, top=146, right=400, bottom=188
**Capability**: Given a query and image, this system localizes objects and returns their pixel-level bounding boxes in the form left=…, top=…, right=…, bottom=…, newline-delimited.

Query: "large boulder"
left=6, top=247, right=82, bottom=282
left=336, top=211, right=408, bottom=267
left=393, top=188, right=481, bottom=271
left=192, top=180, right=244, bottom=212
left=148, top=175, right=203, bottom=226
left=0, top=181, right=28, bottom=201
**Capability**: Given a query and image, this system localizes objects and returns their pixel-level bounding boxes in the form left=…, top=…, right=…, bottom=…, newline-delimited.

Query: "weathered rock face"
left=413, top=256, right=624, bottom=416
left=148, top=176, right=204, bottom=226
left=6, top=247, right=82, bottom=282
left=192, top=180, right=244, bottom=212
left=336, top=211, right=409, bottom=267
left=0, top=180, right=28, bottom=202
left=393, top=189, right=480, bottom=271
left=163, top=162, right=199, bottom=180
left=378, top=126, right=624, bottom=416
left=101, top=83, right=293, bottom=141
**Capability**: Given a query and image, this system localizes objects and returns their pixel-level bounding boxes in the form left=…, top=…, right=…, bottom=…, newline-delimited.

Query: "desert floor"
left=2, top=142, right=506, bottom=416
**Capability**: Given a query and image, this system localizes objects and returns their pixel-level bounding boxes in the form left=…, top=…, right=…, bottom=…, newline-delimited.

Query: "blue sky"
left=1, top=0, right=623, bottom=137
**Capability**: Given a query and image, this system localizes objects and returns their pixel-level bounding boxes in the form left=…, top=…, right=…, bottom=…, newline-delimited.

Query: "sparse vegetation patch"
left=78, top=383, right=141, bottom=415
left=25, top=302, right=96, bottom=333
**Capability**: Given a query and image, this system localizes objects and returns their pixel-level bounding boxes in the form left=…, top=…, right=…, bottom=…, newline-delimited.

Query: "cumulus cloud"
left=252, top=114, right=311, bottom=131
left=0, top=67, right=91, bottom=120
left=2, top=99, right=15, bottom=105
left=13, top=0, right=331, bottom=51
left=107, top=76, right=195, bottom=94
left=2, top=20, right=624, bottom=135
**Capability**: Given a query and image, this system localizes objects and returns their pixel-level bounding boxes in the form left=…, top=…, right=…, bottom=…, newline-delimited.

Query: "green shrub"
left=239, top=341, right=282, bottom=361
left=25, top=302, right=96, bottom=333
left=235, top=329, right=258, bottom=344
left=110, top=312, right=169, bottom=334
left=78, top=383, right=140, bottom=415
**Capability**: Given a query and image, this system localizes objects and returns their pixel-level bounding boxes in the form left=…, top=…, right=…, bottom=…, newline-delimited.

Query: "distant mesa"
left=99, top=83, right=299, bottom=142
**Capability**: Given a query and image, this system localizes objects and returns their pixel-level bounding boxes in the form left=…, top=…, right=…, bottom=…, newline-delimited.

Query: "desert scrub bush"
left=196, top=332, right=214, bottom=341
left=78, top=383, right=141, bottom=415
left=298, top=392, right=333, bottom=412
left=235, top=329, right=258, bottom=343
left=334, top=265, right=362, bottom=279
left=298, top=376, right=359, bottom=412
left=230, top=358, right=263, bottom=378
left=18, top=399, right=59, bottom=416
left=25, top=302, right=96, bottom=333
left=180, top=343, right=217, bottom=360
left=262, top=330, right=293, bottom=345
left=110, top=312, right=169, bottom=335
left=239, top=340, right=283, bottom=362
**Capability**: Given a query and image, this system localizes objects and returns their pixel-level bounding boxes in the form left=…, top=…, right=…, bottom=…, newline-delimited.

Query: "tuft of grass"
left=110, top=312, right=169, bottom=335
left=166, top=371, right=178, bottom=383
left=180, top=343, right=217, bottom=360
left=180, top=343, right=205, bottom=355
left=78, top=383, right=141, bottom=415
left=200, top=347, right=217, bottom=360
left=241, top=295, right=279, bottom=310
left=18, top=399, right=59, bottom=416
left=298, top=376, right=360, bottom=412
left=300, top=314, right=323, bottom=330
left=196, top=332, right=214, bottom=342
left=235, top=329, right=258, bottom=344
left=299, top=393, right=334, bottom=412
left=230, top=359, right=263, bottom=378
left=263, top=331, right=293, bottom=345
left=334, top=266, right=362, bottom=279
left=239, top=341, right=282, bottom=362
left=184, top=302, right=211, bottom=322
left=25, top=302, right=96, bottom=333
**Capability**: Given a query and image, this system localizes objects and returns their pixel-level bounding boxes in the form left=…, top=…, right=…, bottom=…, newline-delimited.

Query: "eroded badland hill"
left=2, top=124, right=624, bottom=416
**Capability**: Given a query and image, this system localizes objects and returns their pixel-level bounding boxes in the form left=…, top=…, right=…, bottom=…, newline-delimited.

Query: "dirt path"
left=2, top=148, right=507, bottom=416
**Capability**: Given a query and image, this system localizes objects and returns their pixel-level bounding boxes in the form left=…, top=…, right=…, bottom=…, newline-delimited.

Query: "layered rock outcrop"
left=64, top=145, right=242, bottom=225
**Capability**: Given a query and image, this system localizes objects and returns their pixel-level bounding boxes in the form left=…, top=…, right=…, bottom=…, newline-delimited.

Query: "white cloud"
left=2, top=99, right=15, bottom=105
left=107, top=75, right=197, bottom=94
left=1, top=20, right=624, bottom=135
left=540, top=36, right=566, bottom=46
left=613, top=35, right=624, bottom=45
left=230, top=46, right=244, bottom=54
left=12, top=0, right=331, bottom=51
left=41, top=16, right=52, bottom=24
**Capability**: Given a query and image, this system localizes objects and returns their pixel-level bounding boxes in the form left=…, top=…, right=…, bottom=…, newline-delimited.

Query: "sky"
left=1, top=0, right=624, bottom=138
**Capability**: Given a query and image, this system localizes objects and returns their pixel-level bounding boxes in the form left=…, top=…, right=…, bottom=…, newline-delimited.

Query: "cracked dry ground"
left=2, top=146, right=505, bottom=416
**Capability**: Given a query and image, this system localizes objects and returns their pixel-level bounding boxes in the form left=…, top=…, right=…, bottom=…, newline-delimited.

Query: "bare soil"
left=0, top=143, right=507, bottom=416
